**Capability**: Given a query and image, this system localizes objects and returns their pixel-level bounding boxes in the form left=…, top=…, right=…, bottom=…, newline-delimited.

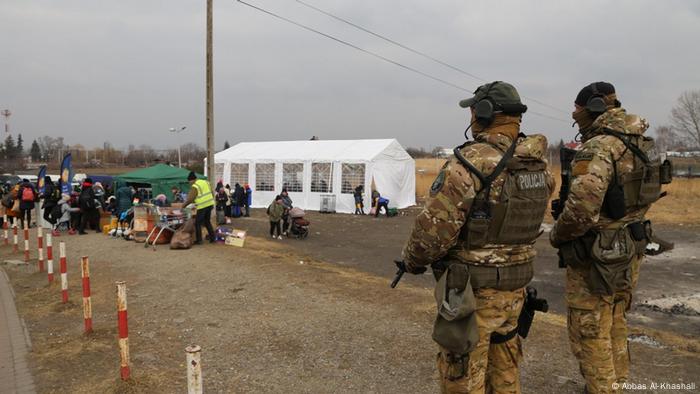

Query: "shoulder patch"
left=430, top=170, right=447, bottom=196
left=574, top=152, right=594, bottom=162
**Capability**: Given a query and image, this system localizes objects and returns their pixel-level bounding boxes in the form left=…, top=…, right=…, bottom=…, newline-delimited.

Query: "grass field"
left=415, top=158, right=700, bottom=225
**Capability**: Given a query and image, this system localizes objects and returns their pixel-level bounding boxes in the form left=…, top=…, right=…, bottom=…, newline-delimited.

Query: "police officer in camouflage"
left=550, top=82, right=670, bottom=394
left=402, top=81, right=554, bottom=394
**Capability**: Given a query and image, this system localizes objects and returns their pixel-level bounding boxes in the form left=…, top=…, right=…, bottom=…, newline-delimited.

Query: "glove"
left=403, top=260, right=427, bottom=275
left=549, top=224, right=564, bottom=248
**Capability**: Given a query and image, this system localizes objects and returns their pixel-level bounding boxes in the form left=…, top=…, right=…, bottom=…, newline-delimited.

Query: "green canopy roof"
left=113, top=164, right=206, bottom=199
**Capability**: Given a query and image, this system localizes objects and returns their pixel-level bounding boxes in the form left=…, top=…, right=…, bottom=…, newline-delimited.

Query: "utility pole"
left=206, top=0, right=215, bottom=188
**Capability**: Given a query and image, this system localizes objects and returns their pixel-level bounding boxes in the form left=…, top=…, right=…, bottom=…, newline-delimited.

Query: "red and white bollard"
left=37, top=227, right=44, bottom=272
left=23, top=221, right=30, bottom=262
left=116, top=281, right=130, bottom=380
left=186, top=345, right=203, bottom=394
left=59, top=242, right=68, bottom=303
left=2, top=214, right=7, bottom=245
left=13, top=221, right=18, bottom=253
left=46, top=233, right=54, bottom=284
left=81, top=256, right=92, bottom=334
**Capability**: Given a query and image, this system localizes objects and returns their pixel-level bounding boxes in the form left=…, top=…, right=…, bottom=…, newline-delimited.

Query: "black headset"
left=473, top=81, right=528, bottom=127
left=585, top=82, right=608, bottom=115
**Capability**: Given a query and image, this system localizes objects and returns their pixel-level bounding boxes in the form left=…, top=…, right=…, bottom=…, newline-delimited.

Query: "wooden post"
left=186, top=345, right=203, bottom=394
left=59, top=242, right=68, bottom=303
left=3, top=214, right=7, bottom=245
left=37, top=226, right=44, bottom=272
left=47, top=232, right=54, bottom=284
left=81, top=256, right=92, bottom=333
left=206, top=0, right=215, bottom=190
left=23, top=221, right=29, bottom=262
left=13, top=221, right=18, bottom=253
left=116, top=281, right=130, bottom=380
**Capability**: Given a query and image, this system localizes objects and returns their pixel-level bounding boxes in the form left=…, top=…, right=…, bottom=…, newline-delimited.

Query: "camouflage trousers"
left=566, top=256, right=642, bottom=394
left=437, top=287, right=525, bottom=394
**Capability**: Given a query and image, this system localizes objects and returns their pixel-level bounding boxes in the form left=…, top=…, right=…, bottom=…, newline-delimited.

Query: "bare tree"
left=670, top=90, right=700, bottom=148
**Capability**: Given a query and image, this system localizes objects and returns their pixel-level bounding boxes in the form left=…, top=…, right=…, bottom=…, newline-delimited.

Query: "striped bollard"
left=37, top=227, right=44, bottom=272
left=2, top=214, right=7, bottom=245
left=13, top=221, right=18, bottom=253
left=59, top=242, right=68, bottom=303
left=186, top=345, right=203, bottom=394
left=81, top=256, right=93, bottom=333
left=23, top=222, right=30, bottom=262
left=116, top=281, right=130, bottom=380
left=47, top=233, right=54, bottom=284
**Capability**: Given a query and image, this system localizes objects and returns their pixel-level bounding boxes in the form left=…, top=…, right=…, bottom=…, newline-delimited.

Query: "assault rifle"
left=551, top=145, right=578, bottom=220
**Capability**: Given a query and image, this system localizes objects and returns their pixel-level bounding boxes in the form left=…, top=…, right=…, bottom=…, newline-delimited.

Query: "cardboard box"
left=224, top=229, right=247, bottom=247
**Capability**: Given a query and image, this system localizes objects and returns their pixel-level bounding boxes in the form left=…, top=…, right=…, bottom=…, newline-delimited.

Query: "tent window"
left=283, top=163, right=304, bottom=192
left=214, top=163, right=225, bottom=184
left=311, top=163, right=333, bottom=193
left=341, top=163, right=364, bottom=194
left=229, top=163, right=249, bottom=186
left=255, top=163, right=275, bottom=191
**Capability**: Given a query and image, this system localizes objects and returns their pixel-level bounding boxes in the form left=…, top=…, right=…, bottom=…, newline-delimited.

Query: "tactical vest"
left=454, top=136, right=552, bottom=250
left=601, top=129, right=672, bottom=219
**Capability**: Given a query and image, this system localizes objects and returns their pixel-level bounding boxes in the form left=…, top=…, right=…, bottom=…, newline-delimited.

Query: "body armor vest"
left=601, top=129, right=672, bottom=219
left=454, top=137, right=552, bottom=249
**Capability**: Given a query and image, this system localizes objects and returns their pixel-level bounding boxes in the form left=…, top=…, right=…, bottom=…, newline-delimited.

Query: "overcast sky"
left=2, top=0, right=699, bottom=151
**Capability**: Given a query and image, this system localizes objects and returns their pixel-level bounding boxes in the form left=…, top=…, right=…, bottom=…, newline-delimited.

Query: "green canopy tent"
left=113, top=164, right=206, bottom=201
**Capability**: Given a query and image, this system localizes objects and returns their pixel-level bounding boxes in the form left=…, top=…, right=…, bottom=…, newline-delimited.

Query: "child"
left=267, top=195, right=285, bottom=239
left=52, top=194, right=80, bottom=236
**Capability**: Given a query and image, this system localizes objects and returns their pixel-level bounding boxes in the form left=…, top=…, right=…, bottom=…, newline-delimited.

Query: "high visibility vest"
left=192, top=179, right=215, bottom=209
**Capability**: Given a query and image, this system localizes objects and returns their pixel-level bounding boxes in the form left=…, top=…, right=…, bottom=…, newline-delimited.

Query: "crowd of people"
left=0, top=177, right=112, bottom=236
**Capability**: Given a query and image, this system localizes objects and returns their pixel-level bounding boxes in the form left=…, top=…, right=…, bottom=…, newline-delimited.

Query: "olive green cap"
left=459, top=81, right=526, bottom=111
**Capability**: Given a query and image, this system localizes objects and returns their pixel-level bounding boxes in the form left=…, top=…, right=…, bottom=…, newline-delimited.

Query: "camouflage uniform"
left=551, top=106, right=652, bottom=394
left=403, top=93, right=554, bottom=393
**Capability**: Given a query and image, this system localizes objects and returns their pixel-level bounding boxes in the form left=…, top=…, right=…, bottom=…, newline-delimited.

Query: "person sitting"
left=171, top=186, right=184, bottom=203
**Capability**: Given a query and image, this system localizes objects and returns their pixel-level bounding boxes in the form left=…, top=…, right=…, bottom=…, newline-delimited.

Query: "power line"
left=295, top=0, right=570, bottom=116
left=235, top=0, right=569, bottom=123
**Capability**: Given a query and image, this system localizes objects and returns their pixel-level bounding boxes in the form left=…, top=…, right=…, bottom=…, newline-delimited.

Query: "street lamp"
left=169, top=126, right=187, bottom=167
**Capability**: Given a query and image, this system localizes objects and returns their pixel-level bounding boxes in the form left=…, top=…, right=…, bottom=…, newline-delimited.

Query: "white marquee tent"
left=212, top=139, right=415, bottom=214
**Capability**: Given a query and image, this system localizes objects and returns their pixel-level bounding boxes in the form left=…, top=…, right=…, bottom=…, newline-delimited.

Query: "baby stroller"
left=288, top=207, right=309, bottom=239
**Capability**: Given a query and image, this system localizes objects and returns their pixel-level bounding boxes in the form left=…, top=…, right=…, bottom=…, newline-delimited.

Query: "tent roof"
left=215, top=139, right=411, bottom=162
left=115, top=164, right=204, bottom=183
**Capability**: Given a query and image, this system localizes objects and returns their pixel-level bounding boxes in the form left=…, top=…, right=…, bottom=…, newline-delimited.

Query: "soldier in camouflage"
left=550, top=82, right=665, bottom=394
left=402, top=81, right=554, bottom=394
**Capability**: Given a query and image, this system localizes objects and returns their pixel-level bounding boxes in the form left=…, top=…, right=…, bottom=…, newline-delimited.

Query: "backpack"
left=22, top=187, right=35, bottom=202
left=1, top=194, right=12, bottom=208
left=79, top=192, right=96, bottom=210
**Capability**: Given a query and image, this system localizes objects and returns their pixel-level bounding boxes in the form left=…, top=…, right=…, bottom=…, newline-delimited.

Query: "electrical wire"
left=295, top=0, right=570, bottom=116
left=236, top=0, right=570, bottom=124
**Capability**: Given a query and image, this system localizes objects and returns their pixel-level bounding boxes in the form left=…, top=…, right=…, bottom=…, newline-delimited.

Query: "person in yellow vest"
left=183, top=172, right=216, bottom=245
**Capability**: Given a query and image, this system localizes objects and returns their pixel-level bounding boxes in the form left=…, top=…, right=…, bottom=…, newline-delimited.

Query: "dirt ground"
left=2, top=209, right=699, bottom=393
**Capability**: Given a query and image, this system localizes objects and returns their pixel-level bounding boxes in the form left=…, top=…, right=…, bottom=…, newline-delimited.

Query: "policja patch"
left=430, top=170, right=447, bottom=196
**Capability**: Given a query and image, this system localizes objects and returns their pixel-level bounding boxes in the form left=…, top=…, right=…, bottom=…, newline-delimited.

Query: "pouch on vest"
left=432, top=264, right=478, bottom=356
left=588, top=228, right=636, bottom=295
left=558, top=232, right=595, bottom=269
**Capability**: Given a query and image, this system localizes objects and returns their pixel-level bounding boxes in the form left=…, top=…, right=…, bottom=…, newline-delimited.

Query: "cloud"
left=1, top=0, right=699, bottom=151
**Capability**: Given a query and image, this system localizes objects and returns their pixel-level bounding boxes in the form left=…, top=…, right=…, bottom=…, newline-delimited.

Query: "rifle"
left=551, top=145, right=578, bottom=220
left=390, top=260, right=426, bottom=288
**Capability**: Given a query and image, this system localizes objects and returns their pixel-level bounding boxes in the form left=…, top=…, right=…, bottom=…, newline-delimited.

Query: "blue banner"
left=36, top=165, right=47, bottom=195
left=60, top=153, right=73, bottom=194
